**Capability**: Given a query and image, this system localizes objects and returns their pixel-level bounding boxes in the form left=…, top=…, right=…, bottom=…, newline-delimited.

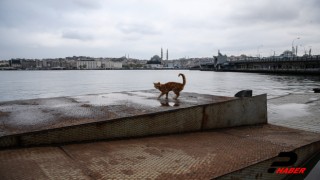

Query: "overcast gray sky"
left=1, top=0, right=319, bottom=60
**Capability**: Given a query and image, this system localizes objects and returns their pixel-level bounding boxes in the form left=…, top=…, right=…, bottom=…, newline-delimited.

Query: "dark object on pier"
left=313, top=88, right=320, bottom=93
left=235, top=90, right=253, bottom=97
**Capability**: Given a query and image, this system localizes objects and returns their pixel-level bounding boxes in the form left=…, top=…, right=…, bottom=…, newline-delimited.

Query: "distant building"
left=167, top=62, right=174, bottom=68
left=279, top=50, right=295, bottom=58
left=0, top=60, right=9, bottom=67
left=62, top=60, right=77, bottom=70
left=149, top=64, right=163, bottom=69
left=76, top=59, right=122, bottom=69
left=173, top=60, right=182, bottom=68
left=101, top=60, right=122, bottom=69
left=9, top=59, right=22, bottom=69
left=21, top=60, right=37, bottom=69
left=146, top=55, right=163, bottom=68
left=214, top=50, right=228, bottom=69
left=76, top=60, right=101, bottom=69
left=42, top=59, right=65, bottom=69
left=147, top=55, right=162, bottom=64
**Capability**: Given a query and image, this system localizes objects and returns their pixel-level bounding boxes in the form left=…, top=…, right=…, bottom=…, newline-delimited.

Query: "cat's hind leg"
left=173, top=91, right=180, bottom=99
left=158, top=93, right=165, bottom=99
left=165, top=92, right=169, bottom=99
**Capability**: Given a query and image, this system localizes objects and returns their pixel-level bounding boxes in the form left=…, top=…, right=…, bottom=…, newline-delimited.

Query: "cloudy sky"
left=0, top=0, right=319, bottom=60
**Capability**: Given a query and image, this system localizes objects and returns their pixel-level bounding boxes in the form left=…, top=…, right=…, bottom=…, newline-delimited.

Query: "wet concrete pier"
left=268, top=93, right=320, bottom=133
left=0, top=90, right=266, bottom=147
left=0, top=90, right=237, bottom=137
left=0, top=91, right=319, bottom=179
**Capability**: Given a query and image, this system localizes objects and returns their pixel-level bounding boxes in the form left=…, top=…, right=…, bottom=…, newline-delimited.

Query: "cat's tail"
left=178, top=73, right=186, bottom=86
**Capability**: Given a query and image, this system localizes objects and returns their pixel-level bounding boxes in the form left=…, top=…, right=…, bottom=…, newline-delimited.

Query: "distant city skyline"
left=1, top=0, right=320, bottom=60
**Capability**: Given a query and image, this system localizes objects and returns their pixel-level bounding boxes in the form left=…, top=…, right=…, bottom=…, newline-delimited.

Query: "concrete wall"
left=202, top=94, right=267, bottom=129
left=0, top=94, right=267, bottom=148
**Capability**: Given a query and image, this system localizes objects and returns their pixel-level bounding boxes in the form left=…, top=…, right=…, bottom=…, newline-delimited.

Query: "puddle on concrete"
left=0, top=103, right=99, bottom=129
left=74, top=92, right=161, bottom=108
left=159, top=99, right=181, bottom=107
left=38, top=98, right=77, bottom=107
left=268, top=103, right=310, bottom=121
left=308, top=98, right=319, bottom=101
left=50, top=105, right=100, bottom=119
left=0, top=97, right=91, bottom=128
left=74, top=94, right=115, bottom=106
left=306, top=97, right=319, bottom=104
left=127, top=91, right=157, bottom=98
left=0, top=105, right=56, bottom=127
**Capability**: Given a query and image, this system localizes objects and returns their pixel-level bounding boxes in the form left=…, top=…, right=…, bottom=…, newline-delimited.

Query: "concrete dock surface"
left=268, top=93, right=320, bottom=133
left=0, top=124, right=319, bottom=180
left=0, top=91, right=319, bottom=179
left=0, top=90, right=236, bottom=137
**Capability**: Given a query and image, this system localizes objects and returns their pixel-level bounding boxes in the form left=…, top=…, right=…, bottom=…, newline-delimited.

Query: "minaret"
left=166, top=49, right=168, bottom=60
left=161, top=47, right=163, bottom=60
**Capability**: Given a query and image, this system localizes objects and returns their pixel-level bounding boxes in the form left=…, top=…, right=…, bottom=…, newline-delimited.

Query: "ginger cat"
left=153, top=73, right=186, bottom=99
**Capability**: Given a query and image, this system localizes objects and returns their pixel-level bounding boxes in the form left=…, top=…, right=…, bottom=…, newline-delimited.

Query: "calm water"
left=0, top=70, right=319, bottom=102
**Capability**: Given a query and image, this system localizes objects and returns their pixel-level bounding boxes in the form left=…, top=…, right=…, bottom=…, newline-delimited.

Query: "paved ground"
left=268, top=93, right=320, bottom=133
left=0, top=124, right=319, bottom=180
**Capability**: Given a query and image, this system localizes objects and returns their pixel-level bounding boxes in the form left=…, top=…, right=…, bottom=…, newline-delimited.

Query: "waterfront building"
left=21, top=60, right=37, bottom=69
left=66, top=60, right=77, bottom=69
left=42, top=59, right=63, bottom=69
left=101, top=60, right=122, bottom=69
left=149, top=64, right=163, bottom=69
left=148, top=55, right=162, bottom=64
left=167, top=62, right=174, bottom=68
left=279, top=50, right=295, bottom=58
left=76, top=60, right=101, bottom=69
left=0, top=60, right=9, bottom=67
left=76, top=59, right=122, bottom=70
left=9, top=59, right=22, bottom=69
left=214, top=50, right=228, bottom=69
left=147, top=55, right=163, bottom=68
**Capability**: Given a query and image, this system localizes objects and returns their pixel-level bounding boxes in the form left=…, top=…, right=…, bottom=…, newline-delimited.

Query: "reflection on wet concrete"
left=306, top=97, right=319, bottom=104
left=159, top=99, right=180, bottom=107
left=268, top=93, right=320, bottom=133
left=268, top=103, right=310, bottom=120
left=0, top=90, right=236, bottom=136
left=74, top=92, right=161, bottom=107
